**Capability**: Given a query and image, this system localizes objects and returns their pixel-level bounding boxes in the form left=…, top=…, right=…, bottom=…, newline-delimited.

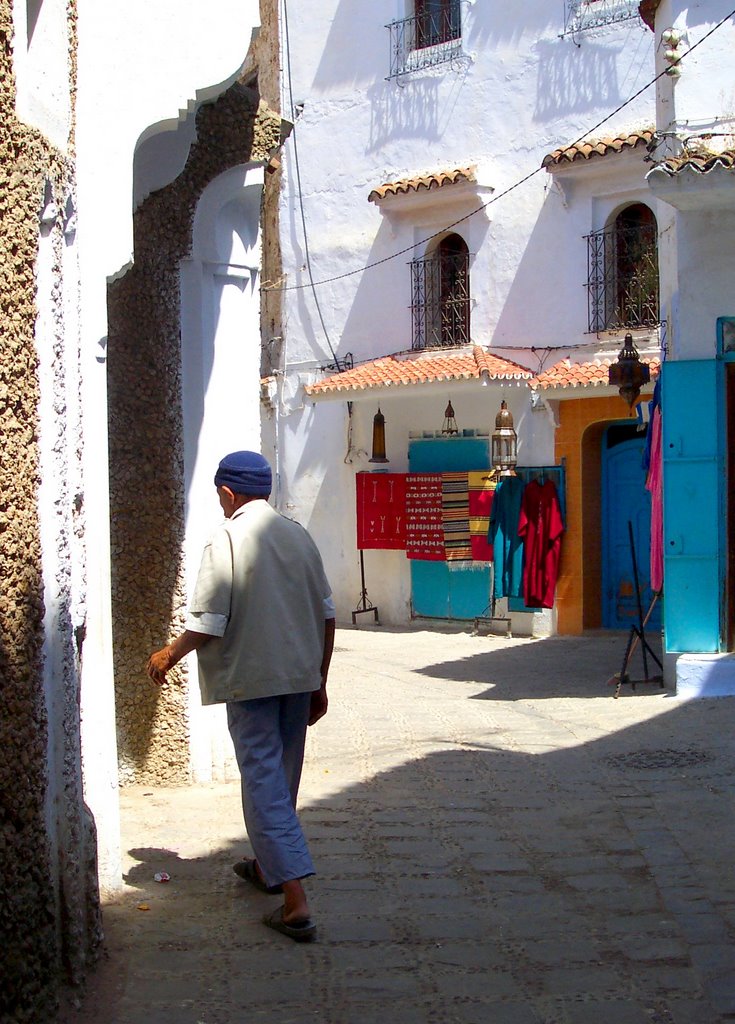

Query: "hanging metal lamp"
left=608, top=333, right=651, bottom=409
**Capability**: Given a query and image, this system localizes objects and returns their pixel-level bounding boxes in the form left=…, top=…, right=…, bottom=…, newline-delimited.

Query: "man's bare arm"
left=309, top=617, right=335, bottom=726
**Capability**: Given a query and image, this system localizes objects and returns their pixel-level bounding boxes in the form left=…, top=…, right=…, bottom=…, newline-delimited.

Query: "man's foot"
left=232, top=858, right=283, bottom=894
left=263, top=905, right=317, bottom=943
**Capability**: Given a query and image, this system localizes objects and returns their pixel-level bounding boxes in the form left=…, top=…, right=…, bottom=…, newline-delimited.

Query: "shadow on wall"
left=491, top=181, right=586, bottom=348
left=70, top=634, right=735, bottom=1021
left=106, top=80, right=277, bottom=784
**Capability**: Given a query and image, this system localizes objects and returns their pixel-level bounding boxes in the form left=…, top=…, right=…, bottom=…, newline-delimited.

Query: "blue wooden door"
left=602, top=425, right=660, bottom=630
left=408, top=438, right=490, bottom=620
left=662, top=359, right=724, bottom=652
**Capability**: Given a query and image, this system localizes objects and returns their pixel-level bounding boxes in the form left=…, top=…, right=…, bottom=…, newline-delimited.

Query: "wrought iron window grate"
left=411, top=251, right=470, bottom=349
left=388, top=3, right=462, bottom=79
left=585, top=223, right=660, bottom=334
left=563, top=0, right=641, bottom=37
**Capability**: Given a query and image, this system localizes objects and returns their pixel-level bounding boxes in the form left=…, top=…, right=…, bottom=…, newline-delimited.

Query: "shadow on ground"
left=61, top=631, right=734, bottom=1024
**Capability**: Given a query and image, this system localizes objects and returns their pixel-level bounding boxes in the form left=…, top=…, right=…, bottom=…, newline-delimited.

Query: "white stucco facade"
left=273, top=2, right=658, bottom=629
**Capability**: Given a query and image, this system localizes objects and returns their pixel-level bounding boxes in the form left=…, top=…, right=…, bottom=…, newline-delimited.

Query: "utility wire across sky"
left=267, top=8, right=735, bottom=297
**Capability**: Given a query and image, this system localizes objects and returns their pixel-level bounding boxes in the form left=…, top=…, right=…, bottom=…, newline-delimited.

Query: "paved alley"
left=62, top=627, right=735, bottom=1024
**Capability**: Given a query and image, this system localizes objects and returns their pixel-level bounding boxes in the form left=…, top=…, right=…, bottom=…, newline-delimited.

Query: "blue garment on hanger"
left=488, top=475, right=525, bottom=600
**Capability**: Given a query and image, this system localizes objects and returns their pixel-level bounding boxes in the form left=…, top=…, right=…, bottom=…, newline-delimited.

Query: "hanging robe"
left=517, top=478, right=564, bottom=609
left=645, top=404, right=664, bottom=593
left=488, top=475, right=526, bottom=600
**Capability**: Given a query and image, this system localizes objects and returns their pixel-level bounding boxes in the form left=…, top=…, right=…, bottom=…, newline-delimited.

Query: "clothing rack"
left=514, top=462, right=566, bottom=526
left=607, top=521, right=663, bottom=697
left=352, top=550, right=380, bottom=626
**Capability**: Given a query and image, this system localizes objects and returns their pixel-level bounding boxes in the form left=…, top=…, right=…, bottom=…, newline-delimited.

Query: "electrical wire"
left=267, top=7, right=735, bottom=295
left=280, top=0, right=338, bottom=360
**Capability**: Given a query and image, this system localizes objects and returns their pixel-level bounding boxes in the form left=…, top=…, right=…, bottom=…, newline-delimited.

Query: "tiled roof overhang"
left=534, top=357, right=661, bottom=391
left=368, top=167, right=476, bottom=204
left=650, top=149, right=735, bottom=176
left=543, top=129, right=654, bottom=169
left=305, top=347, right=533, bottom=400
left=647, top=149, right=735, bottom=210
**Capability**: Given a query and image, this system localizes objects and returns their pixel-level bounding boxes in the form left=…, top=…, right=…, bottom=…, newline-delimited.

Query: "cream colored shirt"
left=186, top=500, right=333, bottom=705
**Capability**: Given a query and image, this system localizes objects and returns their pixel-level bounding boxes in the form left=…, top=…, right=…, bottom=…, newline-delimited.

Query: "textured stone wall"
left=0, top=1, right=101, bottom=1021
left=108, top=77, right=283, bottom=784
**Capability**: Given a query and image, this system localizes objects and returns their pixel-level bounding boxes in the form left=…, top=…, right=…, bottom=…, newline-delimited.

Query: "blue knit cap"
left=214, top=451, right=272, bottom=497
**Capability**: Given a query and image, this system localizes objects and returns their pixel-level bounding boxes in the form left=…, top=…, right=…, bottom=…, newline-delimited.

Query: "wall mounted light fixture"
left=441, top=400, right=458, bottom=435
left=369, top=407, right=389, bottom=463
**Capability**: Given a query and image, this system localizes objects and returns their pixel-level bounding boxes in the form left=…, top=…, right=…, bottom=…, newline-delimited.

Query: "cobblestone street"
left=63, top=626, right=735, bottom=1024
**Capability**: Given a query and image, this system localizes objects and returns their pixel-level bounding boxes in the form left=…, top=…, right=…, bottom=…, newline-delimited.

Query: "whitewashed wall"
left=71, top=0, right=260, bottom=885
left=275, top=1, right=656, bottom=623
left=649, top=0, right=735, bottom=360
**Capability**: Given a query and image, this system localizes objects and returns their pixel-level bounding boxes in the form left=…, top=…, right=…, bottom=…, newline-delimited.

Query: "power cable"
left=280, top=0, right=339, bottom=361
left=266, top=7, right=735, bottom=295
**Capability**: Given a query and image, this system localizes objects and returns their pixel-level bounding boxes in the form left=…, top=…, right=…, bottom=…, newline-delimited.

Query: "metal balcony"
left=388, top=4, right=462, bottom=79
left=410, top=251, right=471, bottom=349
left=563, top=0, right=641, bottom=37
left=585, top=223, right=660, bottom=334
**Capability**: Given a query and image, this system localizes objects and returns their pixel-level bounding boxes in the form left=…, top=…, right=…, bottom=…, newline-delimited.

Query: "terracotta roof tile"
left=306, top=347, right=533, bottom=395
left=368, top=167, right=476, bottom=204
left=542, top=129, right=654, bottom=169
left=651, top=148, right=735, bottom=177
left=534, top=357, right=661, bottom=390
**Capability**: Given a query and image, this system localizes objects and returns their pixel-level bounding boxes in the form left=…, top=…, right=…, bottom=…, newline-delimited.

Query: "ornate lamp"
left=491, top=400, right=517, bottom=476
left=369, top=407, right=389, bottom=463
left=441, top=400, right=458, bottom=435
left=608, top=333, right=650, bottom=409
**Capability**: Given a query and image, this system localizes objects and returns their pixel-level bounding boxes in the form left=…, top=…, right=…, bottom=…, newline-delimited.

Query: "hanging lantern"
left=369, top=407, right=389, bottom=463
left=441, top=400, right=458, bottom=435
left=608, top=333, right=650, bottom=409
left=491, top=400, right=517, bottom=476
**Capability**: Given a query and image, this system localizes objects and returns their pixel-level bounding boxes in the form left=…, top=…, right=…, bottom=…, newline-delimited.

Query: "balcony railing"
left=563, top=0, right=641, bottom=37
left=388, top=4, right=462, bottom=79
left=585, top=223, right=660, bottom=334
left=411, top=251, right=470, bottom=349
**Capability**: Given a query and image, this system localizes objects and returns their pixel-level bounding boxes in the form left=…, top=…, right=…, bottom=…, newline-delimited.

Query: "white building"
left=269, top=1, right=662, bottom=638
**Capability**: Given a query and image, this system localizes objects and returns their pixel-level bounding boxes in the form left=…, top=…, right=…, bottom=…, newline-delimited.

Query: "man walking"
left=147, top=450, right=335, bottom=942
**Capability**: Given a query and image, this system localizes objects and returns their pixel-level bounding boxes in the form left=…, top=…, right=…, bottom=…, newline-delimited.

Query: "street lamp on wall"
left=608, top=333, right=650, bottom=409
left=369, top=407, right=389, bottom=463
left=491, top=400, right=517, bottom=476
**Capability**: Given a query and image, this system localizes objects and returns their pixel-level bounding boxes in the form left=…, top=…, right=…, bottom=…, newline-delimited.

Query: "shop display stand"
left=352, top=550, right=380, bottom=625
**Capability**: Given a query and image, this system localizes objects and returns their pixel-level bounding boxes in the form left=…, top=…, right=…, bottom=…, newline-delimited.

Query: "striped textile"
left=468, top=471, right=496, bottom=563
left=442, top=472, right=472, bottom=566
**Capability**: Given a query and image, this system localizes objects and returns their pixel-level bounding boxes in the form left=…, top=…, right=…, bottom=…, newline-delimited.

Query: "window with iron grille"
left=388, top=0, right=462, bottom=79
left=411, top=234, right=470, bottom=349
left=563, top=0, right=641, bottom=36
left=585, top=204, right=659, bottom=334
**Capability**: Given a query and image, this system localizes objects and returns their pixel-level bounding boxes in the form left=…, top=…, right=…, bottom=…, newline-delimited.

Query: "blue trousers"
left=226, top=692, right=315, bottom=889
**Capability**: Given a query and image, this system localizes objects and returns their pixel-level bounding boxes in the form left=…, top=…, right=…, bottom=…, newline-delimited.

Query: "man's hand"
left=147, top=646, right=173, bottom=686
left=308, top=686, right=328, bottom=726
left=146, top=630, right=216, bottom=687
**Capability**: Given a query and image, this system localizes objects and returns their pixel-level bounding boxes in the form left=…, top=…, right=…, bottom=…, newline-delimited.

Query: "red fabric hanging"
left=518, top=479, right=564, bottom=608
left=405, top=473, right=445, bottom=561
left=356, top=473, right=407, bottom=550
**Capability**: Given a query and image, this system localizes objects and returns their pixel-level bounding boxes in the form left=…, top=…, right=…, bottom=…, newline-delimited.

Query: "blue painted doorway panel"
left=662, top=359, right=724, bottom=652
left=408, top=437, right=490, bottom=620
left=601, top=426, right=660, bottom=630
